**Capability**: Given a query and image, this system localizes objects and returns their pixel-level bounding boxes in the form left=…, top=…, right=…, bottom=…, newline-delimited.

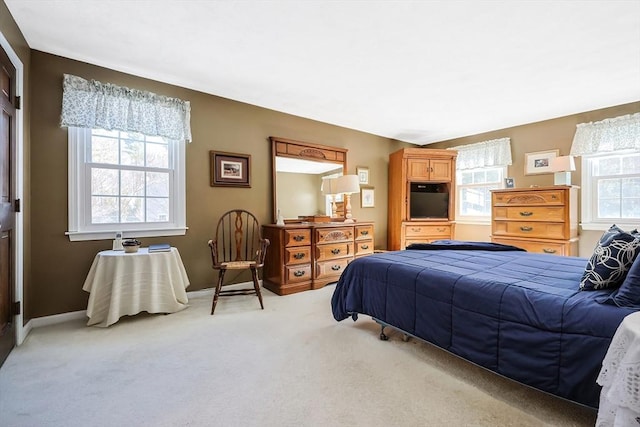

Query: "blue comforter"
left=331, top=247, right=636, bottom=408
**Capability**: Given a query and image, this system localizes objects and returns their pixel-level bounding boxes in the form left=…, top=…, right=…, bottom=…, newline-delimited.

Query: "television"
left=409, top=183, right=449, bottom=219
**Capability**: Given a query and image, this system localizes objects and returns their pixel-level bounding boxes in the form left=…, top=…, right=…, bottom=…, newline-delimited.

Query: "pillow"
left=607, top=255, right=640, bottom=308
left=580, top=229, right=640, bottom=291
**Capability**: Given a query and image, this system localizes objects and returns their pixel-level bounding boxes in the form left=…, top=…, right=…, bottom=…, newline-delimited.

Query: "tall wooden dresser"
left=388, top=148, right=457, bottom=250
left=262, top=222, right=374, bottom=295
left=490, top=186, right=579, bottom=256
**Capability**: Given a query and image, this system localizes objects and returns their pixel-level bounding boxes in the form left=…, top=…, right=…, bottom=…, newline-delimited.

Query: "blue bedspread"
left=331, top=248, right=637, bottom=408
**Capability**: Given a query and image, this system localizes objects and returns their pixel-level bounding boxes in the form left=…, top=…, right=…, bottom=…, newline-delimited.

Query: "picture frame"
left=360, top=187, right=375, bottom=208
left=210, top=151, right=251, bottom=187
left=524, top=149, right=559, bottom=175
left=356, top=166, right=369, bottom=185
left=504, top=177, right=515, bottom=188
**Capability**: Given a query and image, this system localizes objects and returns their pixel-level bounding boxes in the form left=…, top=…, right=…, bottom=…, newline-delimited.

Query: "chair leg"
left=211, top=269, right=226, bottom=315
left=251, top=267, right=264, bottom=310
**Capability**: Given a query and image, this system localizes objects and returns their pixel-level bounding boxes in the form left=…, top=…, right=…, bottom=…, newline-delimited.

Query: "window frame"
left=580, top=149, right=640, bottom=231
left=66, top=127, right=187, bottom=241
left=455, top=166, right=507, bottom=224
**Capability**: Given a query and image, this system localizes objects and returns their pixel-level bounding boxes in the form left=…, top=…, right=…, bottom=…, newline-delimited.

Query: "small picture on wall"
left=357, top=166, right=369, bottom=185
left=210, top=151, right=251, bottom=187
left=524, top=150, right=559, bottom=175
left=360, top=187, right=375, bottom=208
left=504, top=178, right=515, bottom=188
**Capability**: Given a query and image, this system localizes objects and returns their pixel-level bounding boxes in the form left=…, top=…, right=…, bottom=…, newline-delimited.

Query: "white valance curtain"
left=60, top=74, right=192, bottom=142
left=570, top=112, right=640, bottom=156
left=448, top=137, right=512, bottom=170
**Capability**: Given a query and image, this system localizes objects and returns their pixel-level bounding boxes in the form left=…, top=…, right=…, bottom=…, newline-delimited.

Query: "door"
left=0, top=45, right=17, bottom=367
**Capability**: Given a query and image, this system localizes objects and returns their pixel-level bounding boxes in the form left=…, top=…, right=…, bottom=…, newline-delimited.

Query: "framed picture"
left=360, top=187, right=375, bottom=208
left=356, top=166, right=369, bottom=185
left=504, top=177, right=515, bottom=188
left=210, top=151, right=251, bottom=187
left=525, top=149, right=559, bottom=175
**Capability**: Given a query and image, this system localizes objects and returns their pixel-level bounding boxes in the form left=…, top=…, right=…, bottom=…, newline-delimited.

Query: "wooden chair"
left=208, top=209, right=270, bottom=315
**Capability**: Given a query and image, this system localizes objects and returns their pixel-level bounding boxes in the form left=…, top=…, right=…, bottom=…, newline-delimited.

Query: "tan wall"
left=29, top=50, right=406, bottom=318
left=428, top=102, right=640, bottom=256
left=1, top=0, right=31, bottom=325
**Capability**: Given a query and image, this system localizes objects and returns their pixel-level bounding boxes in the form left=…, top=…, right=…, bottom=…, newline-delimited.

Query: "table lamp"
left=551, top=156, right=575, bottom=186
left=336, top=174, right=361, bottom=223
left=321, top=177, right=339, bottom=217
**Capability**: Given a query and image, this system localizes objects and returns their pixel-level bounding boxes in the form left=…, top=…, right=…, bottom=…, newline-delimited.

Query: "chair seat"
left=221, top=261, right=256, bottom=269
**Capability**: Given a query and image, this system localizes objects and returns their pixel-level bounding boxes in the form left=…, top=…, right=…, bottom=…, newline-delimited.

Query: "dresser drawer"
left=355, top=225, right=374, bottom=240
left=285, top=264, right=312, bottom=283
left=316, top=227, right=353, bottom=243
left=493, top=190, right=565, bottom=206
left=493, top=221, right=567, bottom=240
left=284, top=229, right=311, bottom=247
left=493, top=206, right=565, bottom=222
left=492, top=237, right=570, bottom=256
left=315, top=258, right=351, bottom=280
left=284, top=246, right=311, bottom=265
left=315, top=242, right=354, bottom=261
left=405, top=224, right=451, bottom=238
left=355, top=240, right=374, bottom=256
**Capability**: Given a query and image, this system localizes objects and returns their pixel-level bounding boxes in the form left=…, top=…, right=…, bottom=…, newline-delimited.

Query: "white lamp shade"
left=321, top=177, right=339, bottom=195
left=336, top=174, right=361, bottom=194
left=551, top=156, right=576, bottom=172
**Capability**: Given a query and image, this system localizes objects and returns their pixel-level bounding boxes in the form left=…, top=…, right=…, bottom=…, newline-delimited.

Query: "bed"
left=331, top=242, right=638, bottom=408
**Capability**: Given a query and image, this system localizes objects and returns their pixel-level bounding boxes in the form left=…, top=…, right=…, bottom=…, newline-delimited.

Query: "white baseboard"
left=23, top=287, right=216, bottom=338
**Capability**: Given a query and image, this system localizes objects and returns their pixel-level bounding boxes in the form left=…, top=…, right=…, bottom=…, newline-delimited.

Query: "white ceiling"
left=6, top=0, right=640, bottom=145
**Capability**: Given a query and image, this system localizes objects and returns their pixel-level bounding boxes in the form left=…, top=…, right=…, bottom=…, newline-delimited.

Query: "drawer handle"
left=361, top=244, right=369, bottom=250
left=520, top=226, right=533, bottom=232
left=411, top=228, right=421, bottom=232
left=543, top=248, right=557, bottom=254
left=331, top=248, right=341, bottom=255
left=437, top=228, right=445, bottom=232
left=551, top=195, right=557, bottom=199
left=331, top=265, right=341, bottom=271
left=293, top=253, right=305, bottom=260
left=293, top=270, right=306, bottom=277
left=360, top=230, right=369, bottom=236
left=293, top=235, right=305, bottom=242
left=519, top=211, right=533, bottom=217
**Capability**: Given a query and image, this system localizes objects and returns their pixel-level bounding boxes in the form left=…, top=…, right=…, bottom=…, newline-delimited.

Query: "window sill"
left=66, top=227, right=188, bottom=242
left=580, top=223, right=640, bottom=232
left=455, top=219, right=491, bottom=226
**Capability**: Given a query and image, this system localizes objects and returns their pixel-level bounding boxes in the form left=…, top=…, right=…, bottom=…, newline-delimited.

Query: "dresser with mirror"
left=262, top=136, right=374, bottom=295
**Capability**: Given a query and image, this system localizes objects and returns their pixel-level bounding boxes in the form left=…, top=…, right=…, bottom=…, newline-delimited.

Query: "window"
left=456, top=166, right=506, bottom=221
left=580, top=150, right=640, bottom=230
left=67, top=127, right=186, bottom=241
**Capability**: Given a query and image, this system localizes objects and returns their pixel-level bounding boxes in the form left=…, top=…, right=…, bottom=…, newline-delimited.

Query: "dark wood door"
left=0, top=45, right=16, bottom=367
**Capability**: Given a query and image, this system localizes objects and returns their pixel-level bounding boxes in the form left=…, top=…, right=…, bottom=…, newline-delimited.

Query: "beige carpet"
left=0, top=285, right=596, bottom=426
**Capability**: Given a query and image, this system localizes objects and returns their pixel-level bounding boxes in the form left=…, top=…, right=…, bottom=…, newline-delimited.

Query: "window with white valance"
left=62, top=74, right=190, bottom=241
left=60, top=74, right=192, bottom=142
left=448, top=138, right=512, bottom=222
left=571, top=113, right=640, bottom=231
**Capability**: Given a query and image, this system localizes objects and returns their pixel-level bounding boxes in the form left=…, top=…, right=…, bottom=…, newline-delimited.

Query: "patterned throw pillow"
left=580, top=228, right=640, bottom=291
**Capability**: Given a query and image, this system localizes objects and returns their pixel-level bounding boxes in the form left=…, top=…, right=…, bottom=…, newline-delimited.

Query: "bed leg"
left=379, top=325, right=389, bottom=341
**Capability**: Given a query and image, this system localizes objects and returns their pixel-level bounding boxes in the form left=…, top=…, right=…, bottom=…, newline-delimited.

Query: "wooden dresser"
left=490, top=186, right=579, bottom=256
left=262, top=222, right=374, bottom=295
left=388, top=148, right=457, bottom=250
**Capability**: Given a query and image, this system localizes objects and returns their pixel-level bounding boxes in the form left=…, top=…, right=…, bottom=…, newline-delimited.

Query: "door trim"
left=0, top=30, right=25, bottom=345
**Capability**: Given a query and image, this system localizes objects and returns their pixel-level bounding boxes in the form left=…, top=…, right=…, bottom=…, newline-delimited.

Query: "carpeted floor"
left=0, top=285, right=596, bottom=426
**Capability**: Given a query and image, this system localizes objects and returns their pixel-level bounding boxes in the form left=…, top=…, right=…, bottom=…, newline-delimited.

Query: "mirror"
left=270, top=136, right=347, bottom=223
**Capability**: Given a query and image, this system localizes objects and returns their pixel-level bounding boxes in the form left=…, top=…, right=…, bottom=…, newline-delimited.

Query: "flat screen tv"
left=409, top=183, right=449, bottom=219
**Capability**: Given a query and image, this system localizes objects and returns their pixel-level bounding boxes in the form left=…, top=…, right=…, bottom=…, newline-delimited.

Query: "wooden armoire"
left=388, top=148, right=457, bottom=251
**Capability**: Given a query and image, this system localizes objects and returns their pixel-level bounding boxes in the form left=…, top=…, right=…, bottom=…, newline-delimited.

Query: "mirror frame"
left=270, top=136, right=348, bottom=223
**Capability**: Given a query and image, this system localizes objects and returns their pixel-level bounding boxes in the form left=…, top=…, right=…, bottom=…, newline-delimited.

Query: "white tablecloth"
left=597, top=311, right=640, bottom=427
left=82, top=247, right=190, bottom=327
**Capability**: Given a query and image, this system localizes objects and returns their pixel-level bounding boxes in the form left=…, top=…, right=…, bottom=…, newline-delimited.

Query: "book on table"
left=148, top=243, right=171, bottom=252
